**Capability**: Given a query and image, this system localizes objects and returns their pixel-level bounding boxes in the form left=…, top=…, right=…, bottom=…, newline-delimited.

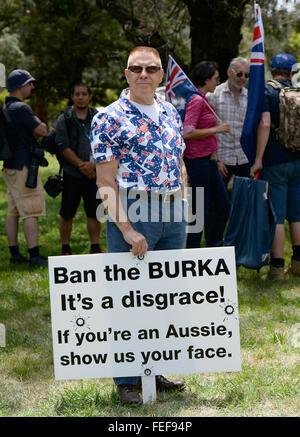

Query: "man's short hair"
left=229, top=57, right=249, bottom=70
left=71, top=82, right=92, bottom=95
left=270, top=67, right=291, bottom=78
left=127, top=46, right=162, bottom=68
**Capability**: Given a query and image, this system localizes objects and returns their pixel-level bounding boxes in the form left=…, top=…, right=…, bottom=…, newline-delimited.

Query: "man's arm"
left=96, top=160, right=148, bottom=256
left=250, top=111, right=271, bottom=177
left=180, top=157, right=188, bottom=198
left=61, top=147, right=96, bottom=179
left=33, top=117, right=47, bottom=137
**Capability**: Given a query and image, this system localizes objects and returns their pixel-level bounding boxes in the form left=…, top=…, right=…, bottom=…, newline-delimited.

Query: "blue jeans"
left=183, top=156, right=230, bottom=247
left=107, top=191, right=187, bottom=386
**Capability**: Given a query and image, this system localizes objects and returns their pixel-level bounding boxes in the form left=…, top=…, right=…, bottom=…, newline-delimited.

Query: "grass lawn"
left=0, top=155, right=299, bottom=417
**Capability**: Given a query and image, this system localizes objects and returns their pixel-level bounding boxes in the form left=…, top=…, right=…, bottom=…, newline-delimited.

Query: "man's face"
left=227, top=62, right=249, bottom=89
left=124, top=51, right=164, bottom=104
left=71, top=86, right=91, bottom=110
left=22, top=81, right=34, bottom=99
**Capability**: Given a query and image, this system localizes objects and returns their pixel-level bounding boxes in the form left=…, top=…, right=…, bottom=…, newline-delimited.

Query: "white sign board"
left=49, top=247, right=241, bottom=380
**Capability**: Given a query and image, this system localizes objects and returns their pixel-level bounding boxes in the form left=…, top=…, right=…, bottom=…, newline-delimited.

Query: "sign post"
left=0, top=324, right=5, bottom=348
left=48, top=247, right=241, bottom=403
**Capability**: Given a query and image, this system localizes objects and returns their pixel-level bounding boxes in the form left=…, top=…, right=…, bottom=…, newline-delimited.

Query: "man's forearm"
left=96, top=161, right=131, bottom=230
left=255, top=112, right=271, bottom=162
left=61, top=147, right=83, bottom=168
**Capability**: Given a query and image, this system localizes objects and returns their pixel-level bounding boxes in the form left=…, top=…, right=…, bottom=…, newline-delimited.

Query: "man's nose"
left=140, top=68, right=148, bottom=77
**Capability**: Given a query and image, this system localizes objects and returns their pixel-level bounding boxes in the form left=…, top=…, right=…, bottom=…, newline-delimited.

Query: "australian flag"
left=165, top=55, right=200, bottom=121
left=240, top=3, right=265, bottom=166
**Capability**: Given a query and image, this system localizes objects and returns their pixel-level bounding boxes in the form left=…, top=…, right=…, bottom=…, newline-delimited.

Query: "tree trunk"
left=183, top=0, right=251, bottom=80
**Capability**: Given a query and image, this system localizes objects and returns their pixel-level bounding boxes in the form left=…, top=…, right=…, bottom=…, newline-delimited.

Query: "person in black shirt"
left=250, top=53, right=300, bottom=280
left=2, top=69, right=48, bottom=267
left=55, top=82, right=104, bottom=255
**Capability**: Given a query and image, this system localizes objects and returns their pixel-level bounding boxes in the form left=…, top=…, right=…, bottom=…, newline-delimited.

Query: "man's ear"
left=124, top=69, right=130, bottom=85
left=159, top=69, right=164, bottom=85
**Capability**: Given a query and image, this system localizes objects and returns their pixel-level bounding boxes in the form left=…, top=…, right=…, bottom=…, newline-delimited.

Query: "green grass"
left=0, top=155, right=299, bottom=417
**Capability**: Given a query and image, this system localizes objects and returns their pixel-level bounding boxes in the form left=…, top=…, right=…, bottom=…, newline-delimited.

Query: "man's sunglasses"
left=127, top=65, right=162, bottom=74
left=233, top=69, right=249, bottom=78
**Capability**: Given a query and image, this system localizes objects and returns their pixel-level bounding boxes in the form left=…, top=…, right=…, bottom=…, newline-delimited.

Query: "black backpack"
left=0, top=103, right=13, bottom=161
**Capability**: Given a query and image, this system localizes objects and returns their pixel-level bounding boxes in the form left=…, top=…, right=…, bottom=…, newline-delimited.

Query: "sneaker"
left=117, top=384, right=143, bottom=407
left=262, top=265, right=285, bottom=281
left=10, top=253, right=28, bottom=264
left=291, top=259, right=300, bottom=276
left=155, top=375, right=186, bottom=392
left=29, top=255, right=48, bottom=268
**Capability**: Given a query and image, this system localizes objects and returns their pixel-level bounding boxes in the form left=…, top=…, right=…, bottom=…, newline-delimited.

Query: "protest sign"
left=49, top=247, right=241, bottom=381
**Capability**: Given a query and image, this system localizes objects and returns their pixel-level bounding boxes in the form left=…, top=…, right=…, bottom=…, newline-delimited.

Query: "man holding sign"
left=90, top=46, right=187, bottom=406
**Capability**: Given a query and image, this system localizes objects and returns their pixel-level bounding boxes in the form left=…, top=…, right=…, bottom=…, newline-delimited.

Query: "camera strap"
left=73, top=114, right=92, bottom=141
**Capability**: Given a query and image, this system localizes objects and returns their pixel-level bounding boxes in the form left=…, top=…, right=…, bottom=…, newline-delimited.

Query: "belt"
left=120, top=189, right=182, bottom=203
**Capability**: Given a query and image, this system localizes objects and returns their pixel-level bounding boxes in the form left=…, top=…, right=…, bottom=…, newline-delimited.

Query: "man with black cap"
left=250, top=53, right=300, bottom=280
left=2, top=69, right=48, bottom=267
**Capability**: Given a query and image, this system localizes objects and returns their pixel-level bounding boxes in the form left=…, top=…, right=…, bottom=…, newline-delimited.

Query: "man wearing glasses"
left=207, top=57, right=250, bottom=190
left=90, top=46, right=186, bottom=406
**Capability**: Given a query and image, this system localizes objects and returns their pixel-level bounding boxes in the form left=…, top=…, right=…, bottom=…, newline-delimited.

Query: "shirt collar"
left=119, top=88, right=167, bottom=115
left=224, top=80, right=247, bottom=96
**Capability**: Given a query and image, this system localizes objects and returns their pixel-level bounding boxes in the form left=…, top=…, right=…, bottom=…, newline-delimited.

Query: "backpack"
left=41, top=111, right=72, bottom=167
left=266, top=80, right=300, bottom=152
left=0, top=103, right=13, bottom=161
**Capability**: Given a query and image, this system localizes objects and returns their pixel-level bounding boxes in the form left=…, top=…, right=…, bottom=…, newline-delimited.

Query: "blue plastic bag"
left=224, top=176, right=276, bottom=270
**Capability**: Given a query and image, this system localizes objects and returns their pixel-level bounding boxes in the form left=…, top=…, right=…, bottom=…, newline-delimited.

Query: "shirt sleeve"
left=182, top=95, right=204, bottom=135
left=263, top=86, right=271, bottom=113
left=90, top=112, right=121, bottom=163
left=15, top=102, right=40, bottom=132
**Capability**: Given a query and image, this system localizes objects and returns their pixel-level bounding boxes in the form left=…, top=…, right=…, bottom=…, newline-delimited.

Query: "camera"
left=25, top=144, right=48, bottom=188
left=44, top=174, right=63, bottom=198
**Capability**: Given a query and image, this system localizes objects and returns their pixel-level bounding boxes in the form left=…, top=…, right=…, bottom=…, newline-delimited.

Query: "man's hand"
left=33, top=121, right=47, bottom=137
left=122, top=227, right=148, bottom=257
left=217, top=160, right=228, bottom=179
left=78, top=161, right=96, bottom=179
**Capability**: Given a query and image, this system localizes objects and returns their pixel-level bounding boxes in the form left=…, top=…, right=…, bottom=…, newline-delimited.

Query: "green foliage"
left=0, top=30, right=27, bottom=73
left=240, top=1, right=299, bottom=67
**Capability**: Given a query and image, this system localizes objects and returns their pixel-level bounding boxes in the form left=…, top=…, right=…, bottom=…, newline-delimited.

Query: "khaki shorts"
left=2, top=166, right=46, bottom=219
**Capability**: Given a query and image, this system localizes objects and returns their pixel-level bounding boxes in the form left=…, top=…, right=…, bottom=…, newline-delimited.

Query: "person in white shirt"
left=207, top=57, right=250, bottom=190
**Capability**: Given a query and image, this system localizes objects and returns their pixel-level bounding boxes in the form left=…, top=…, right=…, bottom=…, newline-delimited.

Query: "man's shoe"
left=29, top=255, right=48, bottom=268
left=262, top=265, right=285, bottom=281
left=10, top=253, right=28, bottom=264
left=90, top=247, right=106, bottom=254
left=155, top=375, right=186, bottom=392
left=117, top=384, right=143, bottom=407
left=291, top=259, right=300, bottom=276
